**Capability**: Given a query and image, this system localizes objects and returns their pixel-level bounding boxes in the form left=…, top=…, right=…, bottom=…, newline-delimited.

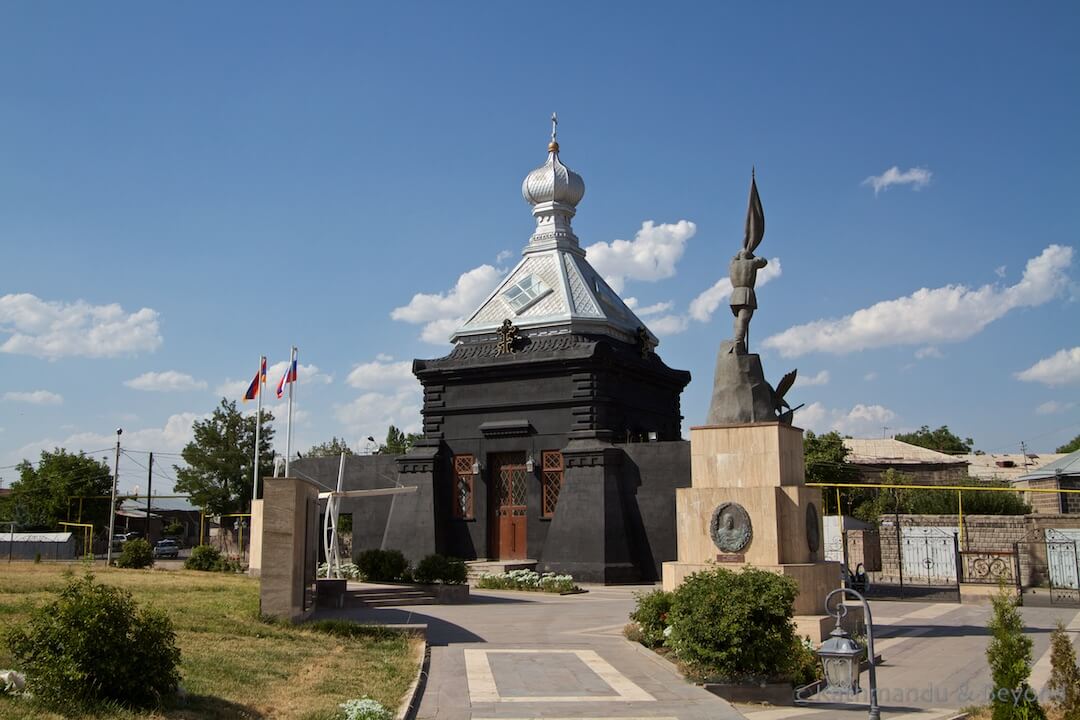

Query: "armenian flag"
left=242, top=356, right=267, bottom=402
left=276, top=357, right=298, bottom=399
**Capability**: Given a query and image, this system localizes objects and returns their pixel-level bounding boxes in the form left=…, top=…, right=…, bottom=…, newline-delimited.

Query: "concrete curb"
left=395, top=634, right=431, bottom=720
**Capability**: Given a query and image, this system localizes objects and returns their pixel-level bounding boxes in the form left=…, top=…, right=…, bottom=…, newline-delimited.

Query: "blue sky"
left=1, top=3, right=1078, bottom=493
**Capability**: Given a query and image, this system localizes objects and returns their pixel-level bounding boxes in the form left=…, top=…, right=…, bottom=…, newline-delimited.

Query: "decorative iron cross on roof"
left=496, top=318, right=521, bottom=355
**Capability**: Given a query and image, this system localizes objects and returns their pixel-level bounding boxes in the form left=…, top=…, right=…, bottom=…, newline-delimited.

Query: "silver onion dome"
left=521, top=114, right=585, bottom=207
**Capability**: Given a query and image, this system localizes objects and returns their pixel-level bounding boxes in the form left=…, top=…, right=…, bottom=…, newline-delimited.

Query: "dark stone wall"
left=617, top=441, right=692, bottom=580
left=291, top=454, right=405, bottom=556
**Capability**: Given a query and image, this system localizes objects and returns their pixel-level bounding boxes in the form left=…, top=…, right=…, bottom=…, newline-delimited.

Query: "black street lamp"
left=817, top=587, right=880, bottom=720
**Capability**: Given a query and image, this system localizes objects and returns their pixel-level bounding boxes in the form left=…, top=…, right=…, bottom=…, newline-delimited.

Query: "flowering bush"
left=318, top=562, right=364, bottom=580
left=340, top=696, right=392, bottom=720
left=475, top=569, right=578, bottom=593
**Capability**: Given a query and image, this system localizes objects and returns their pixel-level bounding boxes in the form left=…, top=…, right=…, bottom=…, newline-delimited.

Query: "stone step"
left=345, top=588, right=439, bottom=608
left=465, top=559, right=538, bottom=577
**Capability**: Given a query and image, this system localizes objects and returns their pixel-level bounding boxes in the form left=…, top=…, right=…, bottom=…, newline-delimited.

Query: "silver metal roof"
left=451, top=123, right=655, bottom=349
left=1016, top=448, right=1080, bottom=482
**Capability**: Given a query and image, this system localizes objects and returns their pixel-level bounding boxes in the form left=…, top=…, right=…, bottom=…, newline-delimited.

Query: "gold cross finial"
left=548, top=112, right=559, bottom=153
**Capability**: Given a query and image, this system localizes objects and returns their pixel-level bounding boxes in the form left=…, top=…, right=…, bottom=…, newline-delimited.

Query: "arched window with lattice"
left=541, top=450, right=563, bottom=518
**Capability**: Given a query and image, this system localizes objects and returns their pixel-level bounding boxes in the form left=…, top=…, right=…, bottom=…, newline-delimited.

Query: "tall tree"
left=0, top=449, right=114, bottom=532
left=173, top=399, right=274, bottom=519
left=804, top=431, right=863, bottom=515
left=894, top=425, right=974, bottom=454
left=306, top=437, right=354, bottom=457
left=379, top=425, right=421, bottom=455
left=1056, top=434, right=1080, bottom=454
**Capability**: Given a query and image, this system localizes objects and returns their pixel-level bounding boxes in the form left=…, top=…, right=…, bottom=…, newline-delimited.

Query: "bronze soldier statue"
left=729, top=170, right=766, bottom=354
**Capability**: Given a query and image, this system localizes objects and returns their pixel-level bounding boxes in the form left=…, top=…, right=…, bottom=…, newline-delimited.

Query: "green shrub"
left=789, top=636, right=823, bottom=686
left=1047, top=621, right=1079, bottom=719
left=355, top=548, right=410, bottom=582
left=184, top=544, right=224, bottom=571
left=413, top=554, right=467, bottom=585
left=986, top=585, right=1045, bottom=720
left=629, top=589, right=673, bottom=648
left=162, top=520, right=184, bottom=537
left=115, top=538, right=154, bottom=569
left=667, top=566, right=799, bottom=682
left=4, top=573, right=180, bottom=712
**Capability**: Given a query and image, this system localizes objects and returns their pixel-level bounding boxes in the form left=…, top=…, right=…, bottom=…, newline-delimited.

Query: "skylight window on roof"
left=503, top=274, right=552, bottom=314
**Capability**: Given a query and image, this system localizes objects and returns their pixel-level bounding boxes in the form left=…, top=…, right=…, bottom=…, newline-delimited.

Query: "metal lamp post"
left=818, top=587, right=880, bottom=720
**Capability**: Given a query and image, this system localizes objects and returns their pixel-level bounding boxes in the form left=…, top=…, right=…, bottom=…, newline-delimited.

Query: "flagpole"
left=251, top=355, right=265, bottom=509
left=284, top=346, right=297, bottom=477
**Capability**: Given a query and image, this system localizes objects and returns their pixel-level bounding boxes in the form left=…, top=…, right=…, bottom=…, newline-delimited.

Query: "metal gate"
left=863, top=524, right=960, bottom=602
left=1017, top=532, right=1080, bottom=608
left=1047, top=529, right=1080, bottom=591
left=901, top=526, right=959, bottom=583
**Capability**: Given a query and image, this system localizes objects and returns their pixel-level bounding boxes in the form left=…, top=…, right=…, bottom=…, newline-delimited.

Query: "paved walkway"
left=317, top=585, right=1080, bottom=720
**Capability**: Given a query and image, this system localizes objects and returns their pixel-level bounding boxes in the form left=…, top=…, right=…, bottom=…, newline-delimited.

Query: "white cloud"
left=635, top=301, right=674, bottom=317
left=995, top=265, right=1007, bottom=278
left=797, top=402, right=897, bottom=436
left=862, top=166, right=932, bottom=195
left=216, top=361, right=332, bottom=400
left=584, top=220, right=696, bottom=293
left=335, top=391, right=422, bottom=442
left=1016, top=347, right=1080, bottom=387
left=796, top=370, right=830, bottom=387
left=125, top=370, right=207, bottom=392
left=1036, top=400, right=1075, bottom=415
left=763, top=245, right=1074, bottom=357
left=390, top=264, right=503, bottom=345
left=495, top=249, right=514, bottom=264
left=863, top=372, right=878, bottom=382
left=346, top=356, right=418, bottom=391
left=0, top=293, right=162, bottom=360
left=648, top=314, right=690, bottom=336
left=3, top=390, right=63, bottom=405
left=9, top=412, right=204, bottom=466
left=914, top=346, right=943, bottom=360
left=375, top=353, right=394, bottom=362
left=688, top=259, right=782, bottom=322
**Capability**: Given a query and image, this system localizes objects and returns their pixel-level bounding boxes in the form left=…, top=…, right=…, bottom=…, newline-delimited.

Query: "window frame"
left=540, top=450, right=564, bottom=519
left=452, top=454, right=475, bottom=520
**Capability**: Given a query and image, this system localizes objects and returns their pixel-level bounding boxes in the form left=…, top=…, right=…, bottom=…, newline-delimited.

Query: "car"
left=152, top=539, right=180, bottom=559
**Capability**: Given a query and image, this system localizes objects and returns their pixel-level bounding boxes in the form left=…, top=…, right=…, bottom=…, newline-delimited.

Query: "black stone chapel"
left=296, top=130, right=692, bottom=582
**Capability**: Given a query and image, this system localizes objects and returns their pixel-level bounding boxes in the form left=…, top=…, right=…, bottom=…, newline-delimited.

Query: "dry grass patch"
left=0, top=563, right=421, bottom=720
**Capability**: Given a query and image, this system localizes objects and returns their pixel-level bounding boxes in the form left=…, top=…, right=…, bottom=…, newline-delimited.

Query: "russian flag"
left=276, top=359, right=297, bottom=399
left=242, top=357, right=267, bottom=402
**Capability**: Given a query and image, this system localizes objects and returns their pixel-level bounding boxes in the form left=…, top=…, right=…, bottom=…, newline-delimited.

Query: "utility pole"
left=144, top=452, right=153, bottom=543
left=883, top=425, right=891, bottom=439
left=106, top=428, right=122, bottom=565
left=1020, top=441, right=1030, bottom=471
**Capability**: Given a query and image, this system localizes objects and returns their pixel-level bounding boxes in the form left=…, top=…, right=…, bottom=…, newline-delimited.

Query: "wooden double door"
left=489, top=452, right=527, bottom=560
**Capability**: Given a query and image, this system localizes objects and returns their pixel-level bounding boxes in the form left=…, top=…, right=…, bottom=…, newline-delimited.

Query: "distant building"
left=962, top=452, right=1066, bottom=483
left=843, top=438, right=969, bottom=486
left=1014, top=450, right=1080, bottom=514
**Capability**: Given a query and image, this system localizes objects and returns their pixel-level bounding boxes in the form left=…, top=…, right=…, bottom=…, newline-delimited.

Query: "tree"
left=306, top=437, right=354, bottom=457
left=1047, top=621, right=1080, bottom=719
left=0, top=449, right=113, bottom=532
left=379, top=425, right=421, bottom=455
left=173, top=399, right=274, bottom=519
left=804, top=431, right=864, bottom=515
left=986, top=585, right=1045, bottom=719
left=1057, top=434, right=1080, bottom=454
left=894, top=425, right=974, bottom=454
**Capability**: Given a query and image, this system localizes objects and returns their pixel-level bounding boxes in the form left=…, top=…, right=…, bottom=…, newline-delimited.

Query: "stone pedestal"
left=259, top=477, right=320, bottom=623
left=662, top=423, right=842, bottom=641
left=706, top=341, right=777, bottom=425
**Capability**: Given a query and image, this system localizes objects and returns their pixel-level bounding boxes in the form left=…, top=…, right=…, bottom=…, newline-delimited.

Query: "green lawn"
left=0, top=563, right=421, bottom=720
